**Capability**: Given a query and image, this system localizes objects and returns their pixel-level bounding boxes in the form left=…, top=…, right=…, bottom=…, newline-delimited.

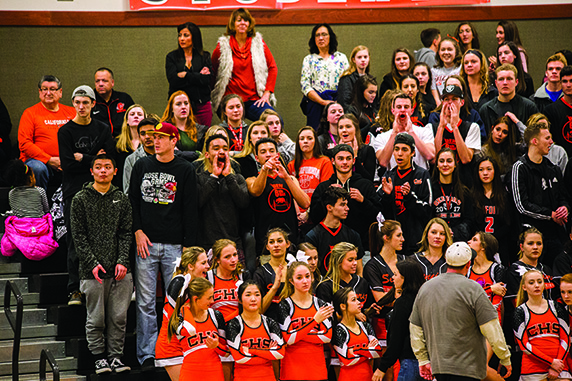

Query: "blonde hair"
left=168, top=277, right=213, bottom=340
left=234, top=121, right=270, bottom=159
left=342, top=45, right=370, bottom=77
left=160, top=90, right=198, bottom=141
left=195, top=126, right=236, bottom=174
left=417, top=218, right=453, bottom=253
left=517, top=227, right=543, bottom=259
left=320, top=242, right=358, bottom=294
left=279, top=261, right=313, bottom=300
left=116, top=104, right=147, bottom=153
left=374, top=89, right=402, bottom=132
left=516, top=269, right=544, bottom=307
left=210, top=239, right=243, bottom=280
left=173, top=247, right=207, bottom=277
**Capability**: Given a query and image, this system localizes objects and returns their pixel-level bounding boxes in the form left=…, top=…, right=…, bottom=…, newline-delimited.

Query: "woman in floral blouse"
left=300, top=23, right=349, bottom=131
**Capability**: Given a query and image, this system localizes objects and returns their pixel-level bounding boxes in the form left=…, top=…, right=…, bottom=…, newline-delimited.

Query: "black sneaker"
left=68, top=291, right=83, bottom=306
left=109, top=357, right=130, bottom=373
left=95, top=358, right=112, bottom=374
left=141, top=357, right=155, bottom=372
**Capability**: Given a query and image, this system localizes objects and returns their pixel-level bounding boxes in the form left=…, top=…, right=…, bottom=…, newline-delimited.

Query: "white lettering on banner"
left=237, top=0, right=258, bottom=3
left=141, top=0, right=169, bottom=4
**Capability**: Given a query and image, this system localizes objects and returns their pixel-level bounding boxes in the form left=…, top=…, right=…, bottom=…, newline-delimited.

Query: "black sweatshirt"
left=58, top=118, right=116, bottom=200
left=129, top=155, right=198, bottom=247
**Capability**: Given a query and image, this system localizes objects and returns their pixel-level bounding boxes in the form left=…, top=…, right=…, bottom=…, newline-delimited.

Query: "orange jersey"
left=514, top=300, right=570, bottom=377
left=155, top=275, right=185, bottom=366
left=468, top=262, right=505, bottom=321
left=333, top=321, right=382, bottom=381
left=277, top=296, right=333, bottom=380
left=207, top=269, right=244, bottom=322
left=226, top=315, right=285, bottom=381
left=288, top=156, right=334, bottom=198
left=178, top=306, right=227, bottom=381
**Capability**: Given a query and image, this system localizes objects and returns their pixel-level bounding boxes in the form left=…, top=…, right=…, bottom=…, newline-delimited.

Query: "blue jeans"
left=135, top=243, right=181, bottom=364
left=398, top=358, right=424, bottom=381
left=244, top=100, right=274, bottom=122
left=25, top=158, right=51, bottom=190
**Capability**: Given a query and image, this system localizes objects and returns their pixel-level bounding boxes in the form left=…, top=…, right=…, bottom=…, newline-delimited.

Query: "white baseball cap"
left=445, top=242, right=476, bottom=267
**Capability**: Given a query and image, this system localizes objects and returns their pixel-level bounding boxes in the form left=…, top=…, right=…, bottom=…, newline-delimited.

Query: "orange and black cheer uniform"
left=333, top=320, right=383, bottom=381
left=514, top=300, right=571, bottom=380
left=155, top=274, right=185, bottom=367
left=207, top=268, right=249, bottom=323
left=177, top=305, right=228, bottom=381
left=226, top=314, right=285, bottom=381
left=412, top=252, right=448, bottom=281
left=468, top=262, right=506, bottom=321
left=277, top=296, right=333, bottom=380
left=363, top=253, right=404, bottom=344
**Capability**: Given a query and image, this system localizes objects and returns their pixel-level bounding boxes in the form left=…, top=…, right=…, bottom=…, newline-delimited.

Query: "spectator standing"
left=70, top=154, right=132, bottom=374
left=93, top=67, right=134, bottom=137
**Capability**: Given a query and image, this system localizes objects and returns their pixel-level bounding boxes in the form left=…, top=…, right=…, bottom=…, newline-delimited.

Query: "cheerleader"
left=206, top=239, right=250, bottom=381
left=332, top=287, right=383, bottom=381
left=514, top=269, right=571, bottom=380
left=225, top=280, right=285, bottom=381
left=155, top=247, right=210, bottom=380
left=277, top=260, right=334, bottom=381
left=363, top=220, right=405, bottom=344
left=297, top=242, right=322, bottom=291
left=168, top=277, right=227, bottom=381
left=315, top=242, right=373, bottom=318
left=467, top=232, right=507, bottom=381
left=412, top=218, right=452, bottom=281
left=252, top=228, right=288, bottom=321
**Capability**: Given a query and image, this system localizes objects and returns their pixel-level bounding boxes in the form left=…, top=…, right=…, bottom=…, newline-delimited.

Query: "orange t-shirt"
left=288, top=156, right=334, bottom=198
left=18, top=102, right=76, bottom=163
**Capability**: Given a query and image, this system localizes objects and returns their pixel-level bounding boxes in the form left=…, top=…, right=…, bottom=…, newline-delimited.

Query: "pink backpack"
left=1, top=213, right=59, bottom=261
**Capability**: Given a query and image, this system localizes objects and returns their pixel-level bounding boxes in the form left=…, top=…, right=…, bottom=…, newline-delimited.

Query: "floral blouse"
left=300, top=52, right=349, bottom=96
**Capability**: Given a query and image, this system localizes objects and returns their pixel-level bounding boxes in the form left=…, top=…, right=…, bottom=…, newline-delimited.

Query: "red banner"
left=130, top=0, right=487, bottom=11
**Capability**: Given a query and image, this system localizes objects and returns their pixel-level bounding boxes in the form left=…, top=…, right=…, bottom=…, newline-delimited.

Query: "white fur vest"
left=211, top=32, right=277, bottom=111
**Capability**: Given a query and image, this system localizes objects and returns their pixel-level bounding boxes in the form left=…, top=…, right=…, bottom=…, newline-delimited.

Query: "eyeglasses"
left=40, top=87, right=60, bottom=93
left=315, top=33, right=329, bottom=38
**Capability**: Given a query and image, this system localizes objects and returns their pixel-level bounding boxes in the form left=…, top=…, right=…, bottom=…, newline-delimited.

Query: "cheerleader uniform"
left=207, top=268, right=249, bottom=323
left=363, top=254, right=404, bottom=344
left=155, top=274, right=185, bottom=367
left=277, top=296, right=333, bottom=380
left=514, top=300, right=571, bottom=381
left=412, top=252, right=448, bottom=281
left=177, top=306, right=227, bottom=381
left=333, top=320, right=383, bottom=381
left=468, top=262, right=506, bottom=321
left=315, top=274, right=373, bottom=310
left=226, top=314, right=285, bottom=381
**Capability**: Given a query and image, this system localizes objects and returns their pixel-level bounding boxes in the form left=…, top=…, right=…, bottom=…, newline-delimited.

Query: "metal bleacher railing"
left=4, top=280, right=23, bottom=381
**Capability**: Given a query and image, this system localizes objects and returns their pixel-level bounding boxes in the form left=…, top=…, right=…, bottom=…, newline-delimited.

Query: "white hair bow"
left=286, top=251, right=310, bottom=266
left=179, top=273, right=192, bottom=298
left=173, top=256, right=182, bottom=269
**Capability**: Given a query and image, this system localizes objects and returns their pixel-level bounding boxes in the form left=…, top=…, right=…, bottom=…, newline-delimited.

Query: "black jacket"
left=310, top=172, right=381, bottom=251
left=337, top=71, right=360, bottom=111
left=379, top=164, right=432, bottom=255
left=508, top=153, right=569, bottom=240
left=93, top=90, right=134, bottom=137
left=166, top=49, right=212, bottom=105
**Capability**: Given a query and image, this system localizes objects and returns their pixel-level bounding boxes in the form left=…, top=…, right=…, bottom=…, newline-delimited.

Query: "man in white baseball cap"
left=409, top=241, right=512, bottom=381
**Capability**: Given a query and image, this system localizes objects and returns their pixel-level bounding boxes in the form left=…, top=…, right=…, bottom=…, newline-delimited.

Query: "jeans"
left=25, top=158, right=51, bottom=190
left=80, top=274, right=133, bottom=357
left=244, top=100, right=274, bottom=122
left=397, top=358, right=424, bottom=381
left=135, top=242, right=181, bottom=364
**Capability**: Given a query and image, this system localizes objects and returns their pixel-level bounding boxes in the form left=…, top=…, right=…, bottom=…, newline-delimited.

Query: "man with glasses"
left=122, top=117, right=158, bottom=194
left=18, top=75, right=76, bottom=189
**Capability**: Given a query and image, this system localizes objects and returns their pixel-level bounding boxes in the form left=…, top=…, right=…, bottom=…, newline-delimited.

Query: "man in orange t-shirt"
left=18, top=75, right=76, bottom=189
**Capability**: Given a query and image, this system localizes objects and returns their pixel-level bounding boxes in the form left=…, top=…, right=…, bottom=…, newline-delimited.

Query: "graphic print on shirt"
left=140, top=172, right=177, bottom=204
left=268, top=182, right=292, bottom=212
left=74, top=135, right=100, bottom=152
left=563, top=116, right=572, bottom=144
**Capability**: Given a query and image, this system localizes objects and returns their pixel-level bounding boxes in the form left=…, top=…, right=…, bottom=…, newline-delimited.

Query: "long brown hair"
left=279, top=261, right=313, bottom=300
left=292, top=126, right=323, bottom=177
left=210, top=239, right=243, bottom=280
